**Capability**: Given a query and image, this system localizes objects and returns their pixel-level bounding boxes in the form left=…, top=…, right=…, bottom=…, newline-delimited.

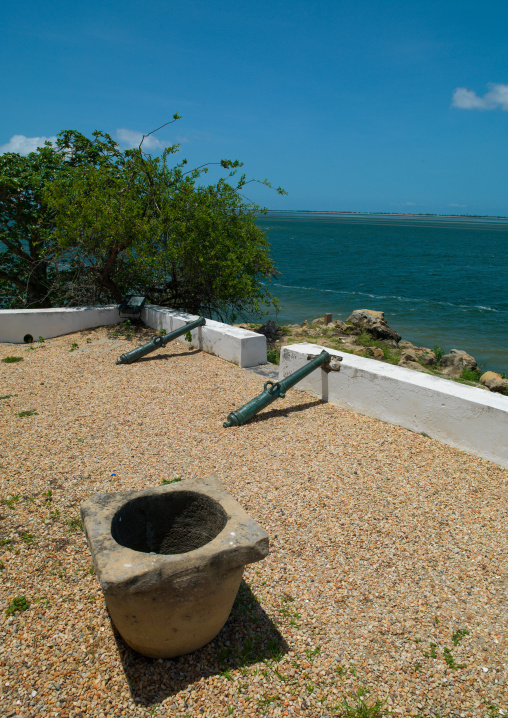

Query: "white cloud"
left=452, top=83, right=508, bottom=111
left=115, top=128, right=170, bottom=150
left=0, top=134, right=57, bottom=155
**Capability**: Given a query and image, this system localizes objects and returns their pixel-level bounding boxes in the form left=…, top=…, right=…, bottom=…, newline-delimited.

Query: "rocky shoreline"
left=238, top=309, right=508, bottom=395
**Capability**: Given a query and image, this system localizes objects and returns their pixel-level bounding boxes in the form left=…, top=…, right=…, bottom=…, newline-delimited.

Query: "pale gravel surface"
left=0, top=324, right=507, bottom=718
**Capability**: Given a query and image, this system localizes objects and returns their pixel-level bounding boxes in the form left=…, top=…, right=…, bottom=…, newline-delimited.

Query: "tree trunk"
left=98, top=245, right=123, bottom=303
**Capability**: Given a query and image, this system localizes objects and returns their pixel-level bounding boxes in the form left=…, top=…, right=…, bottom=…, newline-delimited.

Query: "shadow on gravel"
left=249, top=398, right=325, bottom=424
left=135, top=348, right=201, bottom=362
left=113, top=580, right=288, bottom=707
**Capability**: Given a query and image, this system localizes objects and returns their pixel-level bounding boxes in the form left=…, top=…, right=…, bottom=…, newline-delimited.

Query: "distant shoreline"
left=263, top=210, right=508, bottom=220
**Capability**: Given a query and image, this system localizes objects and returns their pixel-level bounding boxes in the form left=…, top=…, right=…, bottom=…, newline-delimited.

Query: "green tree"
left=42, top=121, right=283, bottom=320
left=44, top=128, right=159, bottom=304
left=131, top=154, right=281, bottom=320
left=1, top=120, right=284, bottom=319
left=0, top=132, right=135, bottom=308
left=0, top=144, right=66, bottom=308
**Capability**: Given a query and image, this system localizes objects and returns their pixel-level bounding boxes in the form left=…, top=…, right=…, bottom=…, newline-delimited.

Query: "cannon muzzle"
left=224, top=350, right=331, bottom=427
left=116, top=316, right=206, bottom=365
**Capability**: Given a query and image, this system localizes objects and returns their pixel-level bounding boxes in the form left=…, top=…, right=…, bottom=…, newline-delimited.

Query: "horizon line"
left=261, top=210, right=508, bottom=219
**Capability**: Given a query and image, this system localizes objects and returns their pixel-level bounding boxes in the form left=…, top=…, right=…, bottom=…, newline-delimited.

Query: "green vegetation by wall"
left=0, top=117, right=285, bottom=322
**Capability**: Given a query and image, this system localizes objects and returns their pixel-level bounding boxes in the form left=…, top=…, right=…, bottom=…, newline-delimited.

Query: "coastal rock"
left=341, top=338, right=357, bottom=347
left=256, top=320, right=279, bottom=340
left=440, top=350, right=477, bottom=377
left=480, top=371, right=508, bottom=394
left=351, top=345, right=386, bottom=360
left=398, top=341, right=435, bottom=364
left=344, top=325, right=363, bottom=336
left=398, top=359, right=433, bottom=374
left=338, top=340, right=359, bottom=353
left=331, top=321, right=349, bottom=333
left=418, top=350, right=436, bottom=366
left=320, top=340, right=341, bottom=350
left=400, top=348, right=418, bottom=363
left=345, top=309, right=401, bottom=344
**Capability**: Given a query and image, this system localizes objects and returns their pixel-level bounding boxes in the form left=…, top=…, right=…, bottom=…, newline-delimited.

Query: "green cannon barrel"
left=116, top=316, right=206, bottom=365
left=223, top=349, right=331, bottom=427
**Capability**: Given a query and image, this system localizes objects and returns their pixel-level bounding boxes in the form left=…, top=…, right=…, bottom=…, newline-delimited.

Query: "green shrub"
left=460, top=368, right=482, bottom=383
left=1, top=494, right=20, bottom=508
left=354, top=333, right=400, bottom=365
left=1, top=356, right=23, bottom=363
left=65, top=515, right=83, bottom=532
left=433, top=345, right=445, bottom=362
left=5, top=595, right=30, bottom=616
left=335, top=687, right=386, bottom=717
left=355, top=332, right=374, bottom=347
left=267, top=349, right=280, bottom=365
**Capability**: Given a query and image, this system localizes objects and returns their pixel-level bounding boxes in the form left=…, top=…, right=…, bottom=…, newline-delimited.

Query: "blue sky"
left=3, top=0, right=508, bottom=215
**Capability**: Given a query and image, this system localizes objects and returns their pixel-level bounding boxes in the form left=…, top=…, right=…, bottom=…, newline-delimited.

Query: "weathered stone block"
left=81, top=475, right=269, bottom=658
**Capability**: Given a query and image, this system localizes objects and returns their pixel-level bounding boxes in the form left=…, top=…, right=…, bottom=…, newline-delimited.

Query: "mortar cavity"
left=111, top=491, right=228, bottom=555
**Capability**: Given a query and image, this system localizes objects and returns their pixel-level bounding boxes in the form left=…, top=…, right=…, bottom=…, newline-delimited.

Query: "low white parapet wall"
left=280, top=343, right=508, bottom=469
left=0, top=304, right=267, bottom=369
left=0, top=305, right=121, bottom=344
left=142, top=306, right=266, bottom=368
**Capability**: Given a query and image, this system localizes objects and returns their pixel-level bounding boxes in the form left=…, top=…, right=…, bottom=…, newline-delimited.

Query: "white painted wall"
left=142, top=306, right=266, bottom=368
left=0, top=306, right=121, bottom=344
left=0, top=304, right=267, bottom=368
left=280, top=343, right=508, bottom=469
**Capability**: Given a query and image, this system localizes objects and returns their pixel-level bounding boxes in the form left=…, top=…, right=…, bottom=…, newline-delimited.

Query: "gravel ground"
left=0, top=325, right=507, bottom=718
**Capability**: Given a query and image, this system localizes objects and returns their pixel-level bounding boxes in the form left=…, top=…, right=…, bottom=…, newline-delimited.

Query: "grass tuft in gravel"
left=5, top=595, right=31, bottom=616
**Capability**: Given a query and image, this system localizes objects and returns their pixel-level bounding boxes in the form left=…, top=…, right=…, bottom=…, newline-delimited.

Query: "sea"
left=254, top=212, right=508, bottom=375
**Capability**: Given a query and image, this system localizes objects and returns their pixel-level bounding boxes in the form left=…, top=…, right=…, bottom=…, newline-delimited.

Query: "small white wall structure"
left=142, top=306, right=266, bottom=368
left=0, top=304, right=267, bottom=369
left=280, top=343, right=508, bottom=469
left=0, top=306, right=121, bottom=344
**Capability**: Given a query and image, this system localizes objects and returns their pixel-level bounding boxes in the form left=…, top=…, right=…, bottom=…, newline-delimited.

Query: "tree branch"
left=0, top=235, right=35, bottom=263
left=0, top=268, right=28, bottom=291
left=139, top=114, right=182, bottom=152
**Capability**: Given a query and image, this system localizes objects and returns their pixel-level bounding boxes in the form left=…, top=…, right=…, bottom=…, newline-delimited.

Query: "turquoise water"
left=255, top=212, right=508, bottom=375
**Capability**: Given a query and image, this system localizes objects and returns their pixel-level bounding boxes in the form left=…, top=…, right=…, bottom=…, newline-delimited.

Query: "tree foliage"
left=0, top=145, right=65, bottom=307
left=1, top=119, right=284, bottom=320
